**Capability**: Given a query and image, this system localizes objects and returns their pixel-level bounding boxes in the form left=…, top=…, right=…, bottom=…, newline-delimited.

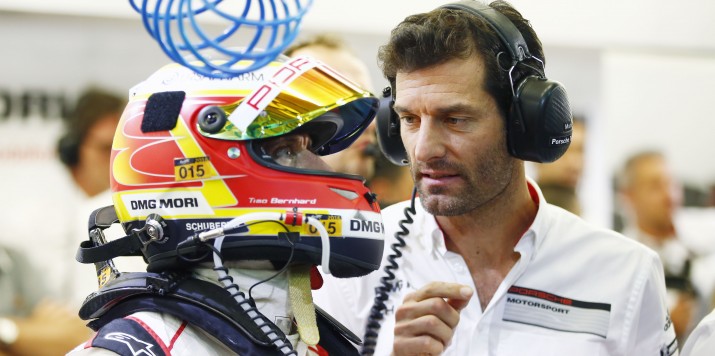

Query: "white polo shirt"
left=681, top=308, right=715, bottom=356
left=314, top=180, right=678, bottom=355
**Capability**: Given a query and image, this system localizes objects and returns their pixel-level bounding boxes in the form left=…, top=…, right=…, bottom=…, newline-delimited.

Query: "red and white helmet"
left=109, top=56, right=383, bottom=277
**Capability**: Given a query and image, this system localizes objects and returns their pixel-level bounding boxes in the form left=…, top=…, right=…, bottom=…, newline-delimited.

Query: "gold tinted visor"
left=198, top=57, right=378, bottom=153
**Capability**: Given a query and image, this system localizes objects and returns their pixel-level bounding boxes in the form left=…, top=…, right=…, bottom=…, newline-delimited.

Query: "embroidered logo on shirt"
left=503, top=286, right=611, bottom=338
left=91, top=318, right=167, bottom=356
left=104, top=332, right=157, bottom=356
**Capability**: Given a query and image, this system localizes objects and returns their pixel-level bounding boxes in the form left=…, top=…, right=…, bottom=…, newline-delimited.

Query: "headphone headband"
left=440, top=1, right=531, bottom=64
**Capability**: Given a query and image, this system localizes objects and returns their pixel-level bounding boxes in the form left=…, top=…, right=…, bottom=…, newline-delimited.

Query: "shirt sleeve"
left=628, top=251, right=680, bottom=356
left=680, top=310, right=715, bottom=356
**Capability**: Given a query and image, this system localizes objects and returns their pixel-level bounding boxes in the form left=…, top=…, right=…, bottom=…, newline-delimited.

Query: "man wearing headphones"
left=0, top=88, right=126, bottom=355
left=58, top=87, right=125, bottom=198
left=313, top=1, right=677, bottom=355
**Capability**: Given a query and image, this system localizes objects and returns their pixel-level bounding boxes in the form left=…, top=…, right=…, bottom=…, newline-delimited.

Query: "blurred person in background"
left=57, top=87, right=124, bottom=198
left=0, top=87, right=126, bottom=355
left=618, top=150, right=715, bottom=346
left=0, top=214, right=91, bottom=353
left=535, top=115, right=586, bottom=215
left=0, top=246, right=36, bottom=355
left=285, top=34, right=380, bottom=181
left=58, top=87, right=137, bottom=301
left=0, top=294, right=90, bottom=355
left=58, top=88, right=148, bottom=307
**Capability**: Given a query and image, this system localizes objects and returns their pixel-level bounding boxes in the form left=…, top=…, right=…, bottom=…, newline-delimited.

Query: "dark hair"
left=57, top=87, right=125, bottom=167
left=377, top=0, right=544, bottom=118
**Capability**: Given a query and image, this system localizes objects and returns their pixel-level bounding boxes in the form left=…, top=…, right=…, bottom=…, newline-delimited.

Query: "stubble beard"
left=412, top=144, right=514, bottom=217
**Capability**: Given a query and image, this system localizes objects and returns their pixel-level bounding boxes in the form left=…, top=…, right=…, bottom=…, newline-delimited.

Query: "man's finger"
left=395, top=314, right=455, bottom=348
left=393, top=334, right=446, bottom=356
left=397, top=296, right=462, bottom=330
left=446, top=289, right=473, bottom=312
left=404, top=281, right=473, bottom=303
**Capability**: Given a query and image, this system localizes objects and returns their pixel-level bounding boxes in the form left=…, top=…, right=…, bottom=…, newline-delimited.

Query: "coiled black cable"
left=360, top=187, right=417, bottom=356
left=209, top=243, right=298, bottom=356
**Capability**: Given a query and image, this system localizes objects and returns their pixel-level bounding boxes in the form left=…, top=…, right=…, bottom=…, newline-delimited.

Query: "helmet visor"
left=253, top=132, right=335, bottom=172
left=198, top=57, right=378, bottom=155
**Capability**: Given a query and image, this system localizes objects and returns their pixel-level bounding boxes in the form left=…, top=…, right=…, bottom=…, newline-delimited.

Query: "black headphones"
left=376, top=0, right=573, bottom=166
left=58, top=129, right=82, bottom=167
left=57, top=88, right=126, bottom=168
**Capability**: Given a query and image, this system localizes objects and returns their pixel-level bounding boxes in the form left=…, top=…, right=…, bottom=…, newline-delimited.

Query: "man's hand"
left=393, top=282, right=473, bottom=356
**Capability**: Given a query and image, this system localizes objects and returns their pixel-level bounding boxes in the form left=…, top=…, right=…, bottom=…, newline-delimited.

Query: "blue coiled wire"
left=129, top=0, right=313, bottom=78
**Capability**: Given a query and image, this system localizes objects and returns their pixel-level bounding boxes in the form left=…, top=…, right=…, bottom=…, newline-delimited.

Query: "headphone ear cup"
left=376, top=88, right=409, bottom=166
left=57, top=133, right=81, bottom=167
left=507, top=76, right=573, bottom=163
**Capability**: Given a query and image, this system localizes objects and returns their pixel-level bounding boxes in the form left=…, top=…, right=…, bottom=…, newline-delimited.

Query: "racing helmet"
left=107, top=56, right=383, bottom=278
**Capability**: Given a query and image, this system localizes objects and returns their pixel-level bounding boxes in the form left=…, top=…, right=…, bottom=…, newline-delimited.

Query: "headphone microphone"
left=57, top=132, right=81, bottom=167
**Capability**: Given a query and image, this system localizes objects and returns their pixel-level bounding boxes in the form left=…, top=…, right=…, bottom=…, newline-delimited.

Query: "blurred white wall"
left=0, top=0, right=714, bottom=229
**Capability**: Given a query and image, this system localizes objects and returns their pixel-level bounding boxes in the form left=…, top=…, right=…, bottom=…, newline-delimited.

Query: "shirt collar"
left=516, top=177, right=546, bottom=259
left=419, top=176, right=548, bottom=258
left=412, top=200, right=445, bottom=254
